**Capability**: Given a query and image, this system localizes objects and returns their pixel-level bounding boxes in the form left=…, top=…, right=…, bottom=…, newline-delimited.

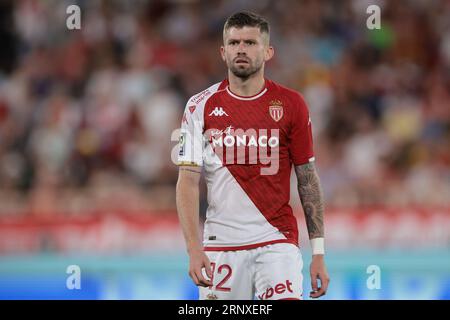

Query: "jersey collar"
left=225, top=79, right=268, bottom=101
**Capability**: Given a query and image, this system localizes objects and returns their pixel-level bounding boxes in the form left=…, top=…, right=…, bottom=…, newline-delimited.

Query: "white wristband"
left=311, top=238, right=325, bottom=255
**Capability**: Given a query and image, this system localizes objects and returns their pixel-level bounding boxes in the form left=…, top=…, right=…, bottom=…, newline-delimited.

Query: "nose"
left=237, top=41, right=247, bottom=53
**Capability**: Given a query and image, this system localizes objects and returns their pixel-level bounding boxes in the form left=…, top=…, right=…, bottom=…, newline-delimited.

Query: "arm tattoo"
left=295, top=163, right=325, bottom=239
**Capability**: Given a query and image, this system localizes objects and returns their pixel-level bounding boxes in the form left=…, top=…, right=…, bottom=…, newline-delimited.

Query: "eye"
left=245, top=40, right=256, bottom=45
left=229, top=41, right=238, bottom=45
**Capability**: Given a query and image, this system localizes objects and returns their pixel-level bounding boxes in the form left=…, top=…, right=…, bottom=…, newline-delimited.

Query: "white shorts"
left=199, top=243, right=303, bottom=300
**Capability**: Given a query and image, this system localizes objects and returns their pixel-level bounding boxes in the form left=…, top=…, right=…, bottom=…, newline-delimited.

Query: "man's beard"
left=229, top=59, right=262, bottom=79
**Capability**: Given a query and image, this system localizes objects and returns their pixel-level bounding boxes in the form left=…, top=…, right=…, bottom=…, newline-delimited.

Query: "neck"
left=228, top=68, right=266, bottom=97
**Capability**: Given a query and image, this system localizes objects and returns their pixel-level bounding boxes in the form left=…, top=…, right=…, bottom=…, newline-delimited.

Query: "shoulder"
left=186, top=80, right=227, bottom=107
left=267, top=79, right=309, bottom=116
left=269, top=80, right=307, bottom=105
left=182, top=81, right=227, bottom=123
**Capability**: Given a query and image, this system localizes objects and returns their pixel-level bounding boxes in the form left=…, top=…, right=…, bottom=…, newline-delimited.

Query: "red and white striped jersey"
left=178, top=78, right=314, bottom=251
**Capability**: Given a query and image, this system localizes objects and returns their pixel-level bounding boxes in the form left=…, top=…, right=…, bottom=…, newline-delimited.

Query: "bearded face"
left=221, top=26, right=273, bottom=80
left=228, top=52, right=264, bottom=79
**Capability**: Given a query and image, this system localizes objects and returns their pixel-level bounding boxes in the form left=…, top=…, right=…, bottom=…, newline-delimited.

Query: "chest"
left=203, top=98, right=290, bottom=137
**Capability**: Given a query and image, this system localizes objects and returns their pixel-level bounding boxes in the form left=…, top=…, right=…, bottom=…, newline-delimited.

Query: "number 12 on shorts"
left=209, top=262, right=232, bottom=292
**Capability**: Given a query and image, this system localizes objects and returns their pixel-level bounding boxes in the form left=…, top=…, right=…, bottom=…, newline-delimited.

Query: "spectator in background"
left=0, top=0, right=448, bottom=215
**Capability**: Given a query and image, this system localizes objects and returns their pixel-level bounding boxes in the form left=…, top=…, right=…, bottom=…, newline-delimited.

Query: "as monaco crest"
left=269, top=102, right=283, bottom=122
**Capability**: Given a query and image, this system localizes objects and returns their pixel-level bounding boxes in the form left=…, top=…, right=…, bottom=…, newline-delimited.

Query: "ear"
left=264, top=46, right=274, bottom=62
left=220, top=46, right=226, bottom=62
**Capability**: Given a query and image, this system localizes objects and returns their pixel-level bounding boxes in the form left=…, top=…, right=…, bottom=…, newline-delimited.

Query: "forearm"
left=294, top=163, right=325, bottom=241
left=176, top=168, right=202, bottom=253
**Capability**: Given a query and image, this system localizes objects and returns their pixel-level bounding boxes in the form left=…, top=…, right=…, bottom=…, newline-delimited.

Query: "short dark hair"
left=223, top=11, right=270, bottom=36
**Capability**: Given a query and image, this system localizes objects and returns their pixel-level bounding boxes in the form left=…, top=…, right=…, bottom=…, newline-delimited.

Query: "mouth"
left=235, top=58, right=249, bottom=64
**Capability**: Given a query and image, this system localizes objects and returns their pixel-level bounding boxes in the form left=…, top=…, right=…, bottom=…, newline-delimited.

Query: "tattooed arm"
left=294, top=163, right=324, bottom=239
left=294, top=162, right=329, bottom=298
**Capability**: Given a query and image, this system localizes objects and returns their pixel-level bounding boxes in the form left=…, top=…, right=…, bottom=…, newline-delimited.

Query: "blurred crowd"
left=0, top=0, right=449, bottom=216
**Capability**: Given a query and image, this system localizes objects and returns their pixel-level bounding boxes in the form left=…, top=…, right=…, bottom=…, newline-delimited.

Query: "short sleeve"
left=177, top=101, right=204, bottom=167
left=289, top=94, right=315, bottom=166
